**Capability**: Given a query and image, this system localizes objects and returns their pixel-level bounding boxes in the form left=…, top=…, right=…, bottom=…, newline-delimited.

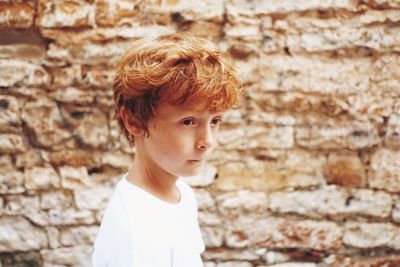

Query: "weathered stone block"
left=228, top=217, right=343, bottom=250
left=49, top=208, right=95, bottom=225
left=4, top=194, right=39, bottom=214
left=269, top=186, right=392, bottom=219
left=259, top=55, right=370, bottom=94
left=0, top=59, right=35, bottom=87
left=385, top=114, right=400, bottom=149
left=194, top=189, right=216, bottom=210
left=344, top=222, right=400, bottom=249
left=0, top=170, right=25, bottom=194
left=47, top=41, right=132, bottom=65
left=74, top=187, right=113, bottom=210
left=201, top=227, right=225, bottom=248
left=40, top=191, right=73, bottom=210
left=0, top=216, right=47, bottom=252
left=49, top=149, right=98, bottom=167
left=226, top=0, right=356, bottom=16
left=0, top=43, right=46, bottom=62
left=75, top=108, right=109, bottom=148
left=40, top=245, right=91, bottom=267
left=59, top=165, right=91, bottom=189
left=0, top=95, right=22, bottom=133
left=25, top=166, right=60, bottom=190
left=198, top=211, right=222, bottom=226
left=0, top=133, right=27, bottom=153
left=182, top=163, right=217, bottom=187
left=370, top=148, right=400, bottom=192
left=216, top=160, right=322, bottom=192
left=0, top=2, right=35, bottom=28
left=324, top=153, right=366, bottom=187
left=46, top=226, right=60, bottom=249
left=203, top=248, right=260, bottom=262
left=36, top=0, right=94, bottom=28
left=60, top=226, right=99, bottom=246
left=295, top=122, right=379, bottom=150
left=217, top=190, right=268, bottom=217
left=95, top=0, right=139, bottom=27
left=21, top=97, right=72, bottom=148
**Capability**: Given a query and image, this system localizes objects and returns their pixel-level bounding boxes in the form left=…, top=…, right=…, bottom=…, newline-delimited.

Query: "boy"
left=92, top=33, right=241, bottom=266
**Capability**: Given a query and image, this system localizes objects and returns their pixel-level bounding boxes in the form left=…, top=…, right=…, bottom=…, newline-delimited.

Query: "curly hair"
left=112, top=33, right=242, bottom=146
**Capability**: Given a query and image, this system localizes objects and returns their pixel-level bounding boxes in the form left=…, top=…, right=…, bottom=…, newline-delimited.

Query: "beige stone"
left=0, top=170, right=25, bottom=194
left=198, top=211, right=222, bottom=226
left=49, top=208, right=95, bottom=225
left=344, top=222, right=400, bottom=249
left=4, top=194, right=39, bottom=214
left=75, top=108, right=109, bottom=148
left=41, top=245, right=92, bottom=267
left=82, top=67, right=114, bottom=89
left=269, top=186, right=392, bottom=219
left=21, top=97, right=72, bottom=148
left=370, top=148, right=400, bottom=192
left=203, top=248, right=260, bottom=262
left=0, top=95, right=22, bottom=133
left=36, top=0, right=94, bottom=28
left=226, top=0, right=357, bottom=16
left=393, top=202, right=400, bottom=223
left=201, top=226, right=224, bottom=248
left=46, top=226, right=61, bottom=249
left=0, top=216, right=47, bottom=252
left=228, top=216, right=343, bottom=250
left=60, top=226, right=99, bottom=246
left=217, top=190, right=268, bottom=217
left=295, top=121, right=380, bottom=150
left=0, top=59, right=35, bottom=87
left=49, top=64, right=82, bottom=87
left=385, top=114, right=400, bottom=149
left=59, top=165, right=91, bottom=189
left=259, top=54, right=370, bottom=94
left=47, top=41, right=132, bottom=65
left=324, top=153, right=366, bottom=187
left=149, top=0, right=224, bottom=23
left=0, top=133, right=27, bottom=153
left=194, top=189, right=215, bottom=210
left=25, top=166, right=60, bottom=190
left=95, top=0, right=139, bottom=27
left=74, top=187, right=113, bottom=210
left=0, top=2, right=35, bottom=28
left=216, top=160, right=322, bottom=192
left=51, top=87, right=94, bottom=105
left=216, top=262, right=252, bottom=267
left=97, top=151, right=133, bottom=170
left=41, top=191, right=73, bottom=210
left=0, top=44, right=46, bottom=62
left=23, top=65, right=51, bottom=87
left=49, top=149, right=98, bottom=167
left=15, top=149, right=46, bottom=168
left=41, top=25, right=174, bottom=46
left=182, top=163, right=217, bottom=187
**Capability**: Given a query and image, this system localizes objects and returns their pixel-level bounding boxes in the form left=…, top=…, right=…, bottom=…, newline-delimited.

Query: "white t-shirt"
left=92, top=173, right=205, bottom=267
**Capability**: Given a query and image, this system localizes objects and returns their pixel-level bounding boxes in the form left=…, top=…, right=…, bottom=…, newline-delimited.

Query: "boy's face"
left=138, top=102, right=223, bottom=178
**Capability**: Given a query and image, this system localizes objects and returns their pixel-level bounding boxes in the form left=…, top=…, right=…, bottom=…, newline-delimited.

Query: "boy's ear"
left=120, top=106, right=145, bottom=137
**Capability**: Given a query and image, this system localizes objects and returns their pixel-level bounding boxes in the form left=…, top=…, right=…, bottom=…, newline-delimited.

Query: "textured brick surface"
left=1, top=1, right=399, bottom=265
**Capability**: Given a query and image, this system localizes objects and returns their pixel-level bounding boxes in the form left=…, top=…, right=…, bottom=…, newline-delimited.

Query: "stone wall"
left=1, top=0, right=400, bottom=266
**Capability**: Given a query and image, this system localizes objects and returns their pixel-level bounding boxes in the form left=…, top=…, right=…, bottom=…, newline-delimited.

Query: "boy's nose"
left=196, top=126, right=214, bottom=150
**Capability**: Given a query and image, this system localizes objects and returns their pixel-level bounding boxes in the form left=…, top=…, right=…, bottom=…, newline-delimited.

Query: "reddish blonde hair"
left=113, top=33, right=241, bottom=145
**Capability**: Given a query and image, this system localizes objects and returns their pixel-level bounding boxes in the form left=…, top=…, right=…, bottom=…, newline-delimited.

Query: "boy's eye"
left=182, top=119, right=194, bottom=126
left=211, top=118, right=221, bottom=125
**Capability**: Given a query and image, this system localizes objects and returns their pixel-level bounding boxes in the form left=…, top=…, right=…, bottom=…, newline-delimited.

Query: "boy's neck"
left=126, top=155, right=181, bottom=204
